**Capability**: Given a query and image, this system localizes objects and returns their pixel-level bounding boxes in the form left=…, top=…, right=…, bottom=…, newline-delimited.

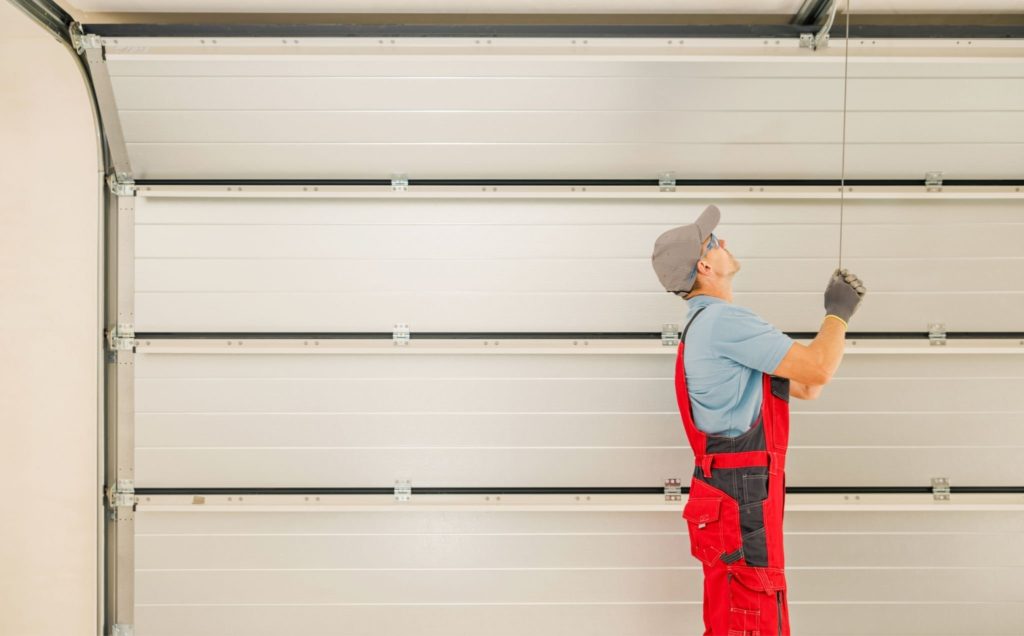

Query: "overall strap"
left=681, top=305, right=710, bottom=344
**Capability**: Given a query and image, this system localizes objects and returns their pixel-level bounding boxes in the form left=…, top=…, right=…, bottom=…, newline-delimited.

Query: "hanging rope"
left=838, top=0, right=852, bottom=269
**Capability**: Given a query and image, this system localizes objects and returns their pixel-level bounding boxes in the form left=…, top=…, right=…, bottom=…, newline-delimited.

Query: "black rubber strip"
left=84, top=22, right=1024, bottom=40
left=134, top=178, right=1024, bottom=187
left=134, top=486, right=1024, bottom=496
left=134, top=331, right=1024, bottom=341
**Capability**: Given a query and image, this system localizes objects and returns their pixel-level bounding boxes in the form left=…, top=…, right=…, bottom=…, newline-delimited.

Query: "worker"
left=650, top=204, right=866, bottom=636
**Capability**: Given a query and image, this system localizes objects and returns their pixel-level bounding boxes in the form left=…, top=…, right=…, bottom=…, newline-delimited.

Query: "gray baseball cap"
left=651, top=204, right=721, bottom=295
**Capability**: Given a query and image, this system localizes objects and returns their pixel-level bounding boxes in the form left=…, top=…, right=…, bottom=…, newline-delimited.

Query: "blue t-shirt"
left=682, top=295, right=794, bottom=437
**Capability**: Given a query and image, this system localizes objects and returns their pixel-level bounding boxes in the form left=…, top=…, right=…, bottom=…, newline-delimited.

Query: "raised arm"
left=771, top=269, right=867, bottom=399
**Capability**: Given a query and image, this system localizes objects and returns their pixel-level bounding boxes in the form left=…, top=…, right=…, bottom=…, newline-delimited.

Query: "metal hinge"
left=391, top=174, right=409, bottom=192
left=70, top=22, right=102, bottom=55
left=799, top=0, right=839, bottom=51
left=106, top=479, right=136, bottom=521
left=931, top=477, right=951, bottom=501
left=393, top=324, right=410, bottom=345
left=661, top=323, right=680, bottom=346
left=106, top=323, right=136, bottom=352
left=110, top=625, right=134, bottom=636
left=928, top=323, right=947, bottom=346
left=394, top=480, right=412, bottom=502
left=658, top=172, right=676, bottom=192
left=107, top=172, right=136, bottom=197
left=664, top=478, right=682, bottom=502
left=925, top=171, right=943, bottom=192
left=799, top=32, right=830, bottom=50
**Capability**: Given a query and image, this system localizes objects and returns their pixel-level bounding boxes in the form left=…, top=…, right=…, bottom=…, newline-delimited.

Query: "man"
left=650, top=204, right=866, bottom=636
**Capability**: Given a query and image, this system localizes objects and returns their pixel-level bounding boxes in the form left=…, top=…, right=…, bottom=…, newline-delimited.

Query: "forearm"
left=808, top=315, right=848, bottom=383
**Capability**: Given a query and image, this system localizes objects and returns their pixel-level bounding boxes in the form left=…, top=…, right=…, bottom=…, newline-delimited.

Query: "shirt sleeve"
left=711, top=305, right=794, bottom=374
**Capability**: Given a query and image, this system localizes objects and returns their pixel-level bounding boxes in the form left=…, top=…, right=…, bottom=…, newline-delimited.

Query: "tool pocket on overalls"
left=742, top=472, right=769, bottom=504
left=726, top=565, right=788, bottom=636
left=682, top=496, right=724, bottom=566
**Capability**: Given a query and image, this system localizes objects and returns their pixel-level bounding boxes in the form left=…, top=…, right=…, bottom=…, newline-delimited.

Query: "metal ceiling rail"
left=83, top=23, right=1024, bottom=39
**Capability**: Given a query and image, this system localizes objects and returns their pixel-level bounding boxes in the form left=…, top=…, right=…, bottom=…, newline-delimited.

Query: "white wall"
left=0, top=3, right=100, bottom=635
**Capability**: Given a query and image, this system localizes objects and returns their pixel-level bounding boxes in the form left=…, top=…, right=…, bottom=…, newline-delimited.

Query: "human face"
left=692, top=232, right=723, bottom=276
left=697, top=232, right=740, bottom=277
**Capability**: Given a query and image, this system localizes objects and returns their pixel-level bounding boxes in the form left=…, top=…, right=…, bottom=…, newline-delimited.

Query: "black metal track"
left=134, top=331, right=1024, bottom=341
left=135, top=178, right=1024, bottom=187
left=84, top=23, right=1024, bottom=40
left=134, top=486, right=1024, bottom=496
left=792, top=0, right=833, bottom=27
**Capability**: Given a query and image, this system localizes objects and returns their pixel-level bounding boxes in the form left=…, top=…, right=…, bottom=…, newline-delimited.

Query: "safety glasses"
left=691, top=232, right=720, bottom=278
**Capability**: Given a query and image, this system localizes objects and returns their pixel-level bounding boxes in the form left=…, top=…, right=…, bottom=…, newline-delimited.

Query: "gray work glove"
left=824, top=268, right=867, bottom=325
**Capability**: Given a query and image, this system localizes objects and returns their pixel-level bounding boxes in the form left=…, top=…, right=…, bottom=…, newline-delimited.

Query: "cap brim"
left=694, top=204, right=720, bottom=241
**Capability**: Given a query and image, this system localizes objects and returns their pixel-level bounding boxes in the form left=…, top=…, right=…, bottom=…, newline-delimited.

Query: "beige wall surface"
left=0, top=3, right=101, bottom=636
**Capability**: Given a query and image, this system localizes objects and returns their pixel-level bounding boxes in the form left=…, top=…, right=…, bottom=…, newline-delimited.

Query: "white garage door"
left=79, top=18, right=1024, bottom=636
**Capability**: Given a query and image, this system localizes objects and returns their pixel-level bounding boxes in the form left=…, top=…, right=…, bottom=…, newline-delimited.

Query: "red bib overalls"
left=675, top=305, right=792, bottom=636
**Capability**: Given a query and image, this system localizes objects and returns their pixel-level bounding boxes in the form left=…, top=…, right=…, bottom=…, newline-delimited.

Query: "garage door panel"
left=135, top=569, right=690, bottom=604
left=134, top=448, right=686, bottom=488
left=135, top=196, right=836, bottom=225
left=134, top=195, right=1022, bottom=333
left=135, top=604, right=695, bottom=636
left=134, top=223, right=833, bottom=259
left=135, top=529, right=1022, bottom=571
left=848, top=78, right=1024, bottom=110
left=126, top=142, right=843, bottom=180
left=132, top=602, right=1024, bottom=636
left=133, top=567, right=1019, bottom=605
left=136, top=533, right=692, bottom=570
left=135, top=411, right=1023, bottom=450
left=120, top=110, right=1024, bottom=145
left=132, top=506, right=1024, bottom=633
left=110, top=76, right=843, bottom=112
left=135, top=446, right=1022, bottom=488
left=134, top=350, right=1024, bottom=487
left=792, top=413, right=1024, bottom=447
left=787, top=447, right=1024, bottom=487
left=134, top=376, right=1023, bottom=413
left=135, top=377, right=674, bottom=413
left=137, top=256, right=1024, bottom=294
left=121, top=110, right=843, bottom=144
left=134, top=290, right=1024, bottom=333
left=136, top=413, right=684, bottom=447
left=133, top=509, right=1024, bottom=535
left=105, top=54, right=1024, bottom=81
left=128, top=141, right=1024, bottom=181
left=844, top=143, right=1024, bottom=179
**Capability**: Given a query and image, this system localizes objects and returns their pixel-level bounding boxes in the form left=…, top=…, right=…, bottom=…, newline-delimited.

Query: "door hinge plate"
left=931, top=477, right=951, bottom=501
left=661, top=324, right=680, bottom=346
left=110, top=624, right=134, bottom=636
left=106, top=480, right=136, bottom=520
left=107, top=323, right=136, bottom=352
left=393, top=324, right=410, bottom=345
left=107, top=172, right=136, bottom=196
left=928, top=323, right=947, bottom=346
left=391, top=174, right=409, bottom=192
left=925, top=171, right=943, bottom=192
left=394, top=480, right=412, bottom=502
left=658, top=172, right=676, bottom=192
left=664, top=478, right=682, bottom=502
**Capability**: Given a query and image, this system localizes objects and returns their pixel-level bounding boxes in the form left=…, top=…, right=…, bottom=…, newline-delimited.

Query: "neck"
left=688, top=287, right=733, bottom=303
